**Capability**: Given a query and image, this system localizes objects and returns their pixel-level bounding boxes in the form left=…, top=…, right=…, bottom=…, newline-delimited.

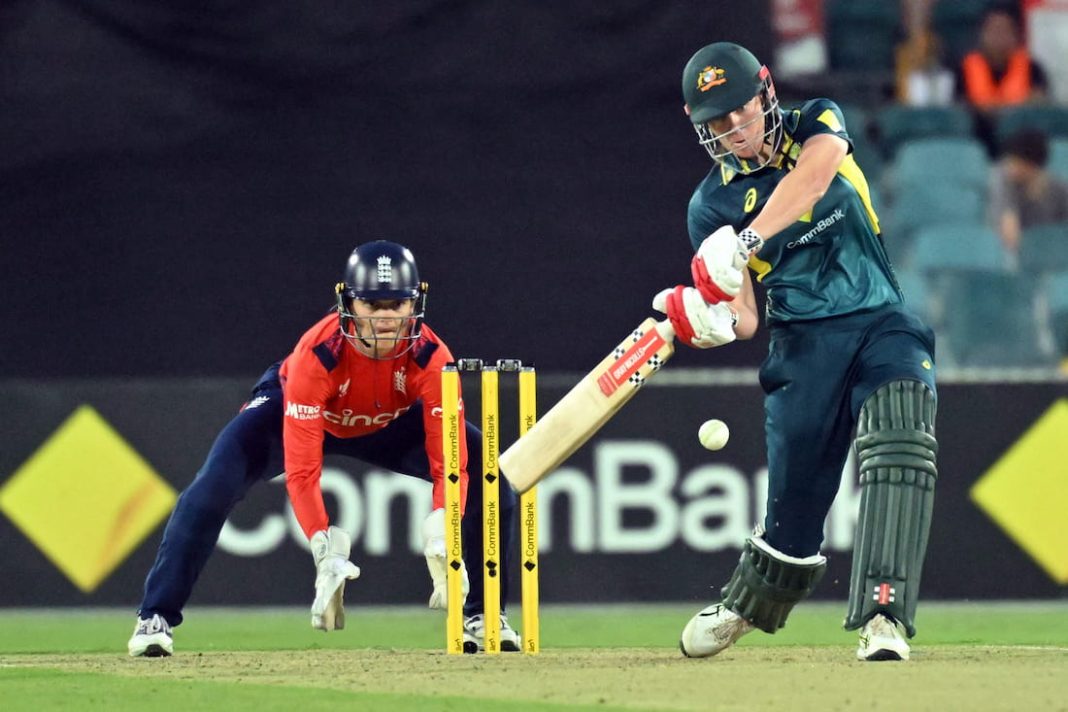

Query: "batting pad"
left=844, top=380, right=938, bottom=638
left=721, top=535, right=827, bottom=634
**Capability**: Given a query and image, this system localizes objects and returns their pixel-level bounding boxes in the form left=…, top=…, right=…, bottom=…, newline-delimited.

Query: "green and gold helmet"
left=681, top=42, right=782, bottom=173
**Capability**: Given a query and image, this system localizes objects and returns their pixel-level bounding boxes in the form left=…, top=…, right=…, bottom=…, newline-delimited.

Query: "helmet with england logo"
left=334, top=240, right=428, bottom=357
left=681, top=42, right=783, bottom=173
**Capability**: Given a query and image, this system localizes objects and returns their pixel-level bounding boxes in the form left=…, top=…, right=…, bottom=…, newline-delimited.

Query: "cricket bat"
left=499, top=317, right=676, bottom=494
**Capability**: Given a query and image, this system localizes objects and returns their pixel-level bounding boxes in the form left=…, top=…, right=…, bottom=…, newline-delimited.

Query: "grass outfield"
left=1, top=602, right=1066, bottom=711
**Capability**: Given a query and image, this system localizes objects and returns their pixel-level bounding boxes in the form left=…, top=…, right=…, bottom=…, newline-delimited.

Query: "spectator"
left=988, top=128, right=1068, bottom=257
left=957, top=2, right=1050, bottom=152
left=895, top=1, right=954, bottom=106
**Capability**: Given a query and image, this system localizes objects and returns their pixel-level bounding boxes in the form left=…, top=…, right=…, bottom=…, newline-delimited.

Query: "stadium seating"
left=995, top=106, right=1068, bottom=147
left=873, top=106, right=975, bottom=158
left=1049, top=139, right=1068, bottom=183
left=892, top=266, right=929, bottom=321
left=1049, top=273, right=1068, bottom=361
left=912, top=222, right=1008, bottom=274
left=889, top=137, right=990, bottom=195
left=884, top=185, right=986, bottom=265
left=909, top=222, right=1043, bottom=366
left=825, top=0, right=900, bottom=72
left=1018, top=223, right=1068, bottom=278
left=931, top=0, right=990, bottom=66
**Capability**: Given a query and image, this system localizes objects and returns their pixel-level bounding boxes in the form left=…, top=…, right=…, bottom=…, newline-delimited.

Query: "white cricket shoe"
left=679, top=603, right=754, bottom=658
left=857, top=613, right=910, bottom=661
left=128, top=613, right=174, bottom=657
left=463, top=613, right=521, bottom=653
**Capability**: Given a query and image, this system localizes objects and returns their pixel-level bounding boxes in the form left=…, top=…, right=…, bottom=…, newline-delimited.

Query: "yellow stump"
left=518, top=366, right=539, bottom=654
left=441, top=365, right=464, bottom=655
left=481, top=366, right=501, bottom=654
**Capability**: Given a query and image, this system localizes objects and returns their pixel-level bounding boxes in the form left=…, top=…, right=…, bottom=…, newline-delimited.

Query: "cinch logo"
left=697, top=65, right=727, bottom=91
left=322, top=405, right=411, bottom=427
left=786, top=208, right=845, bottom=249
left=285, top=402, right=321, bottom=420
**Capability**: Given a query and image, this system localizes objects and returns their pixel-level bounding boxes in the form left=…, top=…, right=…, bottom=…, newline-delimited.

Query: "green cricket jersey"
left=687, top=98, right=902, bottom=324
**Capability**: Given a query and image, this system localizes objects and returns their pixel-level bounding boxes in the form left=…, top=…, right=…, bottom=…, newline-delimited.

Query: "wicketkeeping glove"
left=422, top=508, right=469, bottom=610
left=691, top=225, right=754, bottom=303
left=309, top=526, right=361, bottom=631
left=653, top=285, right=737, bottom=349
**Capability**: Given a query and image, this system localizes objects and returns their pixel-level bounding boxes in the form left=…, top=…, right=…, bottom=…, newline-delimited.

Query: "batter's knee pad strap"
left=721, top=536, right=827, bottom=634
left=845, top=380, right=937, bottom=638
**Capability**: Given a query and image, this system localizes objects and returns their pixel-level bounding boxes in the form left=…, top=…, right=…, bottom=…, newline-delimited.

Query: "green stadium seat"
left=910, top=223, right=1044, bottom=366
left=873, top=106, right=975, bottom=158
left=825, top=0, right=900, bottom=72
left=891, top=137, right=990, bottom=195
left=941, top=271, right=1047, bottom=366
left=995, top=106, right=1068, bottom=147
left=885, top=185, right=986, bottom=257
left=893, top=267, right=929, bottom=321
left=1049, top=273, right=1068, bottom=359
left=931, top=0, right=989, bottom=66
left=912, top=222, right=1008, bottom=275
left=852, top=138, right=885, bottom=186
left=1049, top=139, right=1068, bottom=183
left=1018, top=223, right=1068, bottom=277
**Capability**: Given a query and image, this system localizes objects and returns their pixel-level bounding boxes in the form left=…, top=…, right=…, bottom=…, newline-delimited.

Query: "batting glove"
left=691, top=225, right=759, bottom=303
left=310, top=526, right=361, bottom=631
left=422, top=508, right=469, bottom=610
left=653, top=285, right=737, bottom=349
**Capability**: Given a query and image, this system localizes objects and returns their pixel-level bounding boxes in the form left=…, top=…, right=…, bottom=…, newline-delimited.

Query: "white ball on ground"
left=698, top=419, right=730, bottom=451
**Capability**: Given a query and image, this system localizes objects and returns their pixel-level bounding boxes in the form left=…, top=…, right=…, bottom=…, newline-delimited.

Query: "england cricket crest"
left=377, top=255, right=393, bottom=283
left=393, top=369, right=407, bottom=393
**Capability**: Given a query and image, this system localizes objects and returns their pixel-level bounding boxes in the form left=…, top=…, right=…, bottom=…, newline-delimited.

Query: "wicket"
left=441, top=359, right=538, bottom=655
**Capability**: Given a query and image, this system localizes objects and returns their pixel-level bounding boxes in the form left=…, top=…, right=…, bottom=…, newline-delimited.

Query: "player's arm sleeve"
left=790, top=98, right=854, bottom=152
left=687, top=184, right=727, bottom=251
left=418, top=347, right=469, bottom=515
left=282, top=360, right=333, bottom=539
left=749, top=99, right=849, bottom=241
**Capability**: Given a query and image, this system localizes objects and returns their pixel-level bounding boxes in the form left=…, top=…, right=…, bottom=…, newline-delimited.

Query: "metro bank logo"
left=285, top=402, right=321, bottom=420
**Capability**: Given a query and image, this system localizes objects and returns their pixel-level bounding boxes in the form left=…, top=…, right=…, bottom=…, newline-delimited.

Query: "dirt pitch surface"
left=6, top=645, right=1067, bottom=711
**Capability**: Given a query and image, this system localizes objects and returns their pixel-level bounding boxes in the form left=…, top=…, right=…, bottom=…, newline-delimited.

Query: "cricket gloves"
left=309, top=526, right=361, bottom=631
left=691, top=225, right=761, bottom=303
left=653, top=285, right=737, bottom=349
left=422, top=508, right=469, bottom=610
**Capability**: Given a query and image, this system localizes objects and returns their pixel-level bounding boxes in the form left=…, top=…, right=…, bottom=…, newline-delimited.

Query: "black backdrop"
left=1, top=1, right=774, bottom=377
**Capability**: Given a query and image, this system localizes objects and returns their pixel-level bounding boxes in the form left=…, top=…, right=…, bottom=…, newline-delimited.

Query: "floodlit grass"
left=1, top=603, right=1066, bottom=711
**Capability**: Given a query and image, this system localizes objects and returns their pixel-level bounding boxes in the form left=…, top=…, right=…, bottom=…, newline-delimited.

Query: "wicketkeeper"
left=128, top=240, right=520, bottom=656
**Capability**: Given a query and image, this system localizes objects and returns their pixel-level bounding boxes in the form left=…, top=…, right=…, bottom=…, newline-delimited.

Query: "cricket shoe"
left=463, top=613, right=521, bottom=653
left=679, top=603, right=754, bottom=658
left=857, top=613, right=910, bottom=661
left=128, top=613, right=174, bottom=657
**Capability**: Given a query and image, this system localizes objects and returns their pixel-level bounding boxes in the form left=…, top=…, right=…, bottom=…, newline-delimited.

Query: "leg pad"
left=721, top=536, right=827, bottom=634
left=844, top=380, right=938, bottom=637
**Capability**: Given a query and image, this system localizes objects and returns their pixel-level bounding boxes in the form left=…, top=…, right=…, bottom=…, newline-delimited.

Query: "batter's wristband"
left=739, top=227, right=764, bottom=254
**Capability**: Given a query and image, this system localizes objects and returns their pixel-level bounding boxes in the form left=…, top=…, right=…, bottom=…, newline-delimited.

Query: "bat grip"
left=654, top=319, right=676, bottom=342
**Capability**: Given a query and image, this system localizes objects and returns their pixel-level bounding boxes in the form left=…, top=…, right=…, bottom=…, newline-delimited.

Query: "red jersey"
left=278, top=312, right=467, bottom=538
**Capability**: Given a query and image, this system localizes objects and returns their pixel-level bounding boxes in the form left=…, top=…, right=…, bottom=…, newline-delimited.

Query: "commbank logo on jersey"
left=377, top=255, right=392, bottom=283
left=697, top=65, right=727, bottom=92
left=786, top=208, right=845, bottom=249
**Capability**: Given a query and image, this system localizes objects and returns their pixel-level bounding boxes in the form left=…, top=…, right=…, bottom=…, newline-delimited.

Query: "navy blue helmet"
left=335, top=241, right=428, bottom=356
